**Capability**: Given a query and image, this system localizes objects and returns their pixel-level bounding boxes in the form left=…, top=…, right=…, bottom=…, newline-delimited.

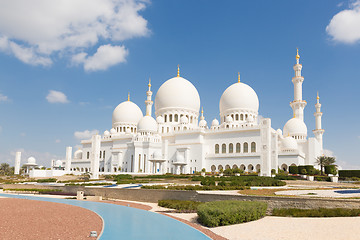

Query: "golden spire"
left=128, top=92, right=130, bottom=101
left=201, top=107, right=204, bottom=116
left=293, top=113, right=296, bottom=118
left=316, top=91, right=319, bottom=100
left=148, top=77, right=151, bottom=88
left=296, top=48, right=300, bottom=60
left=177, top=64, right=180, bottom=77
left=238, top=72, right=240, bottom=83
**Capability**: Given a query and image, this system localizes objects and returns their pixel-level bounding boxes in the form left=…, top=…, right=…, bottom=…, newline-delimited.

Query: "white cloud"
left=72, top=44, right=128, bottom=71
left=0, top=0, right=149, bottom=69
left=326, top=0, right=360, bottom=44
left=46, top=90, right=69, bottom=103
left=323, top=148, right=335, bottom=157
left=0, top=93, right=9, bottom=102
left=74, top=129, right=98, bottom=140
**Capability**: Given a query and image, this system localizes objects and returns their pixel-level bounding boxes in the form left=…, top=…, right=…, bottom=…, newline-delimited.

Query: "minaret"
left=313, top=92, right=325, bottom=151
left=145, top=78, right=153, bottom=116
left=14, top=152, right=21, bottom=175
left=290, top=48, right=307, bottom=121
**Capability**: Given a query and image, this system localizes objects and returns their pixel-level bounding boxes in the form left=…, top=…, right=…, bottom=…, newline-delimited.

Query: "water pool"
left=0, top=193, right=210, bottom=240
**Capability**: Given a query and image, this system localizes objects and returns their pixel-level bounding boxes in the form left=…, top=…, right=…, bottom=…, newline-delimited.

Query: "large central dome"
left=155, top=76, right=200, bottom=115
left=219, top=82, right=259, bottom=116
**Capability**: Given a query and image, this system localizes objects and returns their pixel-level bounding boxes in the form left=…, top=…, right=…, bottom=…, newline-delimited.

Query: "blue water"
left=0, top=193, right=210, bottom=240
left=334, top=189, right=360, bottom=194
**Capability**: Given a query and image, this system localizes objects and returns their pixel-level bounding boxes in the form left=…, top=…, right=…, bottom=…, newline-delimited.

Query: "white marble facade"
left=63, top=50, right=325, bottom=177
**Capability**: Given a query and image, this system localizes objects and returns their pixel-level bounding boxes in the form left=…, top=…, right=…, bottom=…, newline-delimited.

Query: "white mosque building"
left=18, top=50, right=325, bottom=179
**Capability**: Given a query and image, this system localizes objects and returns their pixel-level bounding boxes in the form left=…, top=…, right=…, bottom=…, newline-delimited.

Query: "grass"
left=272, top=208, right=360, bottom=217
left=158, top=200, right=203, bottom=213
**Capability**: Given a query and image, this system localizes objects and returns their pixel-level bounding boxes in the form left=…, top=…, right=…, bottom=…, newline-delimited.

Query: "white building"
left=60, top=50, right=325, bottom=178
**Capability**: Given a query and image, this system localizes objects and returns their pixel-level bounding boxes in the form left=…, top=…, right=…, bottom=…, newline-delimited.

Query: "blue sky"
left=0, top=0, right=359, bottom=168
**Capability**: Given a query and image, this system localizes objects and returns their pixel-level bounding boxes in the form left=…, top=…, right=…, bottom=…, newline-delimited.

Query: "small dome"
left=112, top=101, right=143, bottom=126
left=282, top=136, right=298, bottom=150
left=138, top=115, right=158, bottom=132
left=27, top=157, right=36, bottom=164
left=55, top=160, right=62, bottom=167
left=110, top=128, right=116, bottom=134
left=153, top=151, right=162, bottom=159
left=276, top=129, right=283, bottom=136
left=199, top=119, right=207, bottom=128
left=211, top=119, right=219, bottom=127
left=180, top=116, right=189, bottom=124
left=155, top=76, right=200, bottom=115
left=104, top=130, right=110, bottom=136
left=219, top=82, right=259, bottom=116
left=156, top=116, right=164, bottom=124
left=225, top=116, right=233, bottom=123
left=283, top=118, right=307, bottom=137
left=175, top=152, right=185, bottom=163
left=74, top=149, right=83, bottom=159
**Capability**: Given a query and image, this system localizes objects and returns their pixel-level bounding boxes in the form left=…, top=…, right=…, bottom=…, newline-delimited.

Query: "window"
left=100, top=151, right=102, bottom=158
left=243, top=142, right=248, bottom=153
left=211, top=165, right=216, bottom=172
left=175, top=114, right=178, bottom=122
left=138, top=154, right=141, bottom=172
left=87, top=152, right=90, bottom=159
left=215, top=144, right=219, bottom=154
left=229, top=143, right=233, bottom=153
left=222, top=144, right=226, bottom=153
left=240, top=114, right=244, bottom=120
left=164, top=115, right=167, bottom=122
left=103, top=151, right=105, bottom=158
left=235, top=114, right=239, bottom=121
left=251, top=142, right=256, bottom=152
left=169, top=114, right=173, bottom=122
left=236, top=143, right=241, bottom=153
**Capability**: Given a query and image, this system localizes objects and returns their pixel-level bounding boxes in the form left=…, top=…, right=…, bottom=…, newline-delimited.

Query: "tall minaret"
left=313, top=92, right=325, bottom=151
left=290, top=48, right=307, bottom=121
left=145, top=78, right=153, bottom=116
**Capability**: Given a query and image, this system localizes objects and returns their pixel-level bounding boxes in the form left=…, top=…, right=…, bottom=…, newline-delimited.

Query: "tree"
left=316, top=156, right=336, bottom=175
left=0, top=163, right=13, bottom=176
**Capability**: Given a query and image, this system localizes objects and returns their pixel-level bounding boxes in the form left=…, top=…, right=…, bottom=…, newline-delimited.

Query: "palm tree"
left=316, top=156, right=336, bottom=175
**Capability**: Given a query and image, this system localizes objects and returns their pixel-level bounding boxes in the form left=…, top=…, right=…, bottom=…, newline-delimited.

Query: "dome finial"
left=200, top=107, right=205, bottom=120
left=238, top=72, right=240, bottom=83
left=316, top=91, right=319, bottom=100
left=128, top=92, right=130, bottom=101
left=148, top=77, right=151, bottom=88
left=296, top=48, right=300, bottom=64
left=177, top=64, right=180, bottom=77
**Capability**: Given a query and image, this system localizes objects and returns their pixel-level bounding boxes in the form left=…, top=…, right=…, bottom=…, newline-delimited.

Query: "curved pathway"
left=0, top=193, right=210, bottom=240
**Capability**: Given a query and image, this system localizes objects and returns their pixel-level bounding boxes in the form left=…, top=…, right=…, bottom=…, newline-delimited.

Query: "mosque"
left=17, top=50, right=325, bottom=179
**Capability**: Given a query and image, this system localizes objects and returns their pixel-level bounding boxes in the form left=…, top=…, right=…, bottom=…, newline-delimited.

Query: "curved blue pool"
left=0, top=193, right=210, bottom=240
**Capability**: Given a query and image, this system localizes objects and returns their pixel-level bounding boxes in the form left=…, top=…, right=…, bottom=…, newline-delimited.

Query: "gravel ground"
left=0, top=198, right=102, bottom=240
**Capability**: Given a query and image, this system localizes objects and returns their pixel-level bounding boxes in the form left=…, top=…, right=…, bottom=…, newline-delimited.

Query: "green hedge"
left=325, top=165, right=337, bottom=175
left=289, top=166, right=298, bottom=174
left=272, top=208, right=360, bottom=217
left=298, top=165, right=315, bottom=175
left=339, top=170, right=360, bottom=178
left=197, top=200, right=267, bottom=227
left=36, top=178, right=57, bottom=183
left=158, top=200, right=202, bottom=212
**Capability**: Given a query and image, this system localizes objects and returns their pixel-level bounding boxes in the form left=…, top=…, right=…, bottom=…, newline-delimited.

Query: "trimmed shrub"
left=36, top=178, right=57, bottom=183
left=315, top=176, right=331, bottom=182
left=201, top=176, right=216, bottom=186
left=289, top=166, right=298, bottom=174
left=272, top=208, right=360, bottom=217
left=339, top=170, right=360, bottom=178
left=158, top=200, right=202, bottom=212
left=325, top=165, right=337, bottom=175
left=197, top=200, right=267, bottom=227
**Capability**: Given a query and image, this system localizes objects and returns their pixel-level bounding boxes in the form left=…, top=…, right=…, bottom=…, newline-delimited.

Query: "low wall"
left=3, top=184, right=360, bottom=210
